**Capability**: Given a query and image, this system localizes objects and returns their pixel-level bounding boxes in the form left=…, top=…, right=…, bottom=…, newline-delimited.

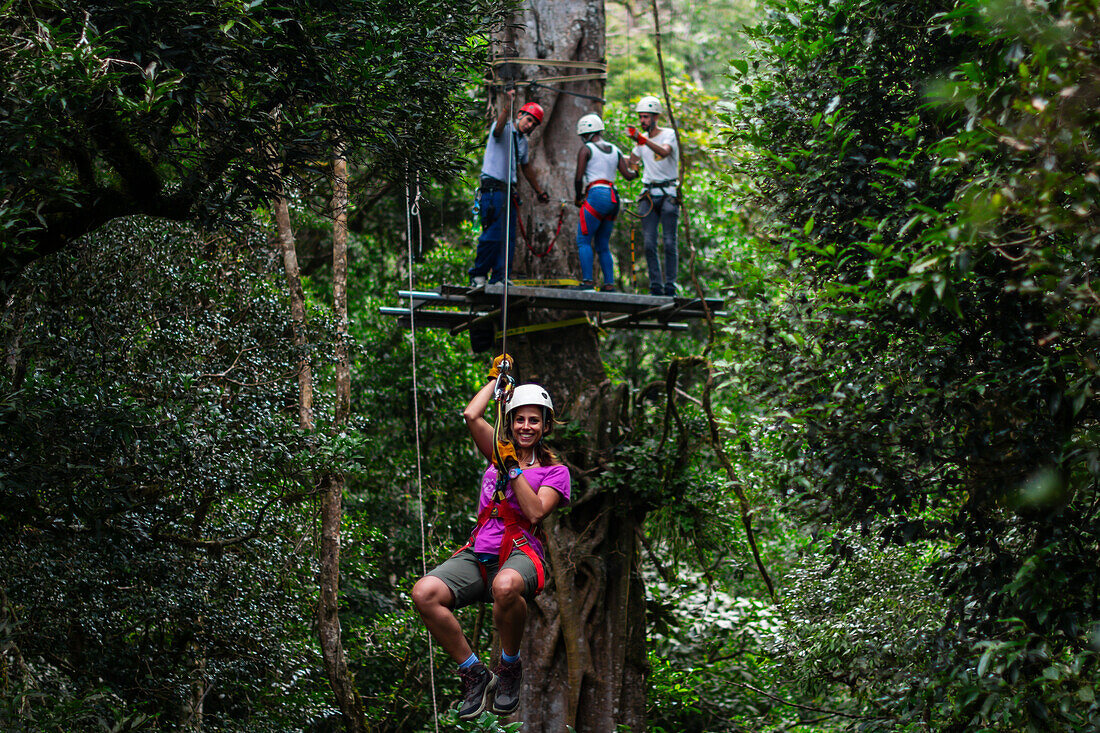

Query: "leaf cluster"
left=723, top=0, right=1100, bottom=729
left=0, top=0, right=505, bottom=287
left=0, top=218, right=333, bottom=729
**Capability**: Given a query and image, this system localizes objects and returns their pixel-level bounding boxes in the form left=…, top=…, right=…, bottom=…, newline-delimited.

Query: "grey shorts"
left=428, top=547, right=544, bottom=609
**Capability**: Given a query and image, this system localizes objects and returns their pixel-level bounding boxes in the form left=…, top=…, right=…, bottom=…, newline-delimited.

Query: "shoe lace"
left=459, top=666, right=482, bottom=695
left=496, top=660, right=521, bottom=693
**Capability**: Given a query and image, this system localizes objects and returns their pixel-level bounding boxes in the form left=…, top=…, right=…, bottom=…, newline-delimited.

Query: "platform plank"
left=383, top=283, right=724, bottom=333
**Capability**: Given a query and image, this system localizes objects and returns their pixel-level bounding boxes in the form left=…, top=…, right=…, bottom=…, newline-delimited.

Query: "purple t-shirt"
left=472, top=463, right=571, bottom=558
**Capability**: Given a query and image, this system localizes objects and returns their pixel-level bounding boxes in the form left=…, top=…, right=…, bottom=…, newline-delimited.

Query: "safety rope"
left=521, top=80, right=605, bottom=103
left=489, top=56, right=608, bottom=71
left=489, top=72, right=607, bottom=85
left=518, top=201, right=567, bottom=258
left=501, top=91, right=515, bottom=360
left=488, top=55, right=607, bottom=102
left=405, top=170, right=440, bottom=733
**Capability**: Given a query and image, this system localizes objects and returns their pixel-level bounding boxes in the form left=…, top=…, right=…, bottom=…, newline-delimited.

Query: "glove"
left=496, top=439, right=519, bottom=470
left=627, top=126, right=648, bottom=146
left=537, top=190, right=550, bottom=204
left=488, top=353, right=513, bottom=381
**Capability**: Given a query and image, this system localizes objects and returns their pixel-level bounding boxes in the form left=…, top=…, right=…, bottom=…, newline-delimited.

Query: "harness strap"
left=453, top=475, right=546, bottom=595
left=580, top=184, right=619, bottom=236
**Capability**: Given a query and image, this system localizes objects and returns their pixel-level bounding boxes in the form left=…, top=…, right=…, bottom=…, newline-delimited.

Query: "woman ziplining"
left=411, top=354, right=571, bottom=721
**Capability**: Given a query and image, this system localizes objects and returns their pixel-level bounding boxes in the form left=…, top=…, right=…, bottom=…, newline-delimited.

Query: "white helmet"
left=576, top=113, right=604, bottom=136
left=506, top=383, right=555, bottom=420
left=636, top=95, right=662, bottom=114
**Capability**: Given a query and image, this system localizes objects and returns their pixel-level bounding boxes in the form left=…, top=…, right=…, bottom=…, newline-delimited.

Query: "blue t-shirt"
left=480, top=121, right=529, bottom=183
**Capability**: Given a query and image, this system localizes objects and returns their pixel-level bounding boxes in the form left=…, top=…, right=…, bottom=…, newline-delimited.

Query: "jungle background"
left=2, top=0, right=1098, bottom=731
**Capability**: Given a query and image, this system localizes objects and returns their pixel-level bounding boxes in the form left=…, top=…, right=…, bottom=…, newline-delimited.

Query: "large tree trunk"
left=494, top=3, right=650, bottom=731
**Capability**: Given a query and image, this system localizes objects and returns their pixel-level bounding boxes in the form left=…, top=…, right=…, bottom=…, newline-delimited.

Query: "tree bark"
left=317, top=150, right=366, bottom=732
left=274, top=195, right=314, bottom=430
left=494, top=3, right=650, bottom=731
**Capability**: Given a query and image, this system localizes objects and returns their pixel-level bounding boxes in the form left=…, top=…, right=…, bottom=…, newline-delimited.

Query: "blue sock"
left=458, top=653, right=479, bottom=670
left=502, top=650, right=520, bottom=664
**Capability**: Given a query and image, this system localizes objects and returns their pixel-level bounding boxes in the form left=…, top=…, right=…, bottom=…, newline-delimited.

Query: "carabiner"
left=493, top=372, right=515, bottom=403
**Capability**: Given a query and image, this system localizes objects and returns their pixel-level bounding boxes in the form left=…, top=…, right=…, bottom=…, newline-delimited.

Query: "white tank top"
left=583, top=141, right=622, bottom=188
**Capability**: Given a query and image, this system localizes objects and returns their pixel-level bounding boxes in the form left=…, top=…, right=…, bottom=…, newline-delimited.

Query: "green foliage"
left=646, top=571, right=785, bottom=732
left=606, top=0, right=759, bottom=104
left=723, top=0, right=1100, bottom=729
left=0, top=0, right=505, bottom=283
left=777, top=528, right=947, bottom=710
left=0, top=218, right=331, bottom=730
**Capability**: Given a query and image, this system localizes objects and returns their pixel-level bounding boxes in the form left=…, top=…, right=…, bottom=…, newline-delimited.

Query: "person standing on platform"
left=469, top=89, right=551, bottom=287
left=627, top=95, right=680, bottom=297
left=572, top=113, right=637, bottom=291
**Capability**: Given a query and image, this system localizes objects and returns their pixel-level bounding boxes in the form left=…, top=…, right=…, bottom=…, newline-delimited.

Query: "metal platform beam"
left=382, top=283, right=724, bottom=335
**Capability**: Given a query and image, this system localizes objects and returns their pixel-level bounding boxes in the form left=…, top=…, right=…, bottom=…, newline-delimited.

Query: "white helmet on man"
left=506, top=383, right=555, bottom=421
left=635, top=95, right=662, bottom=114
left=576, top=113, right=605, bottom=136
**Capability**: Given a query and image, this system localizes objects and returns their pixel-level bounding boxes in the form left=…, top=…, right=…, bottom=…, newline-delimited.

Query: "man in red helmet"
left=469, top=89, right=551, bottom=286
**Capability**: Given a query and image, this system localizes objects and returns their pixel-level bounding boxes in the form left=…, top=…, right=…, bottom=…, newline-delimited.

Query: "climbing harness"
left=579, top=180, right=620, bottom=237
left=453, top=481, right=547, bottom=595
left=405, top=170, right=440, bottom=733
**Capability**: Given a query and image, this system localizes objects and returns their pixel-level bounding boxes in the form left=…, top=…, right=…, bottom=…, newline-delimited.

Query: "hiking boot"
left=573, top=280, right=595, bottom=291
left=457, top=662, right=497, bottom=721
left=599, top=283, right=617, bottom=292
left=491, top=657, right=522, bottom=715
left=470, top=275, right=488, bottom=288
left=664, top=283, right=677, bottom=297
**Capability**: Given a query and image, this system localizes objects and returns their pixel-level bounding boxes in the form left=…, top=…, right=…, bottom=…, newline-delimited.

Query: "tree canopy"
left=0, top=0, right=501, bottom=290
left=4, top=0, right=1100, bottom=731
left=722, top=0, right=1100, bottom=728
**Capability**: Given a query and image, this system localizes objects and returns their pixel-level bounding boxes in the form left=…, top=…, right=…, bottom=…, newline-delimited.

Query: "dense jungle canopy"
left=2, top=0, right=1099, bottom=731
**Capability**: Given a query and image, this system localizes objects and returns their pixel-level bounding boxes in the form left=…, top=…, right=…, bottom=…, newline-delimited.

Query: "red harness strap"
left=579, top=181, right=619, bottom=236
left=453, top=477, right=546, bottom=595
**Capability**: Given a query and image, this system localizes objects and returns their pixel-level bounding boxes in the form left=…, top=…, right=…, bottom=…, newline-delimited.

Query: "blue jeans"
left=640, top=194, right=679, bottom=294
left=576, top=186, right=620, bottom=285
left=470, top=189, right=518, bottom=283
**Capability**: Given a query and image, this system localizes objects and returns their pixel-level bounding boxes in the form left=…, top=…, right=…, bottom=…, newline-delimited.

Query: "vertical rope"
left=406, top=171, right=440, bottom=733
left=649, top=0, right=715, bottom=341
left=501, top=92, right=516, bottom=359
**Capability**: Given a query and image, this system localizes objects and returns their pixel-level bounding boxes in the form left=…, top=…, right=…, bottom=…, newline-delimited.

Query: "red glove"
left=627, top=126, right=648, bottom=146
left=488, top=353, right=513, bottom=381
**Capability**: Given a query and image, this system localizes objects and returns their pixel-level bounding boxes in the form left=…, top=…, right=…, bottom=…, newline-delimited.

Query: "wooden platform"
left=380, top=283, right=725, bottom=337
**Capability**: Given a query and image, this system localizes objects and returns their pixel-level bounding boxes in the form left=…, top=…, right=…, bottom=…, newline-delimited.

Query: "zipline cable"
left=501, top=90, right=516, bottom=362
left=405, top=169, right=441, bottom=733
